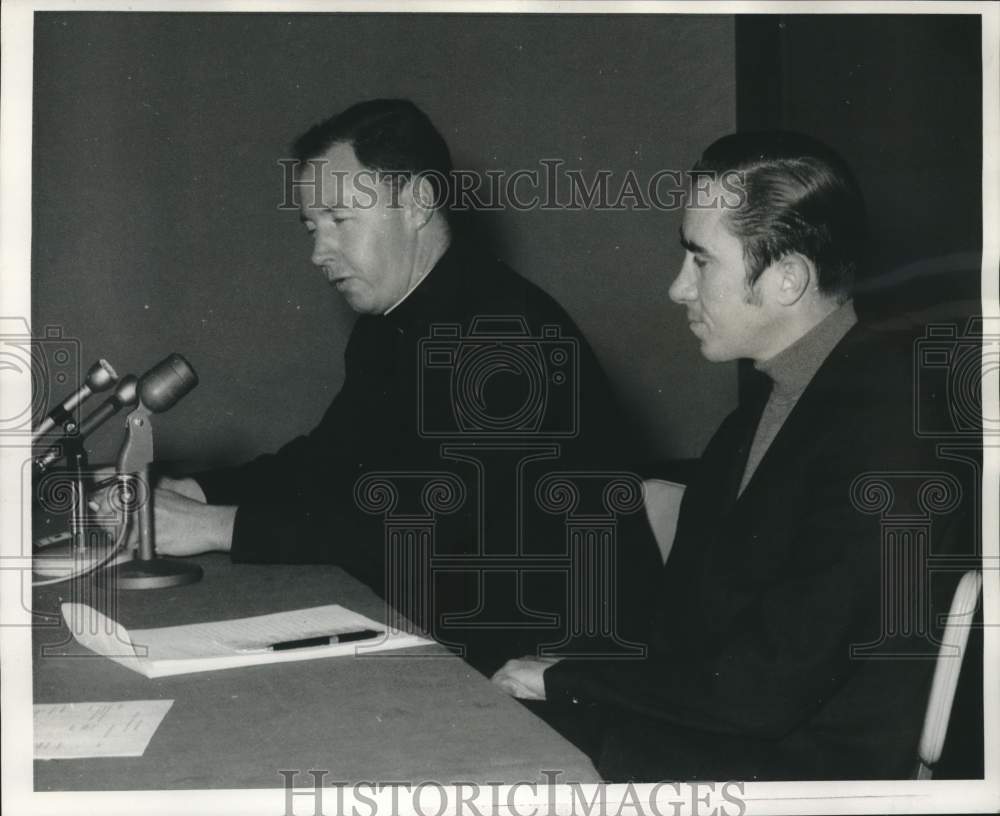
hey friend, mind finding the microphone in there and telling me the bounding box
[34,375,139,471]
[115,353,201,590]
[136,353,198,413]
[33,352,198,470]
[32,354,201,588]
[32,359,118,442]
[76,375,140,438]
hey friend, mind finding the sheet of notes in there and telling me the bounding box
[33,700,174,760]
[61,602,432,678]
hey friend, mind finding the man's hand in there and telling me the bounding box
[157,475,207,503]
[152,488,235,556]
[491,656,563,701]
[86,469,206,507]
[87,472,234,557]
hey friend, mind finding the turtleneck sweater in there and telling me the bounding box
[738,301,858,494]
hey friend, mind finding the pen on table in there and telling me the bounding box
[236,629,383,653]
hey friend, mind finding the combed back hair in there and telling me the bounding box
[694,131,870,299]
[292,98,452,216]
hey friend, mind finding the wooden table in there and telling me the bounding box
[32,554,599,790]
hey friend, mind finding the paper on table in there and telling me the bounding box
[61,603,433,678]
[34,700,174,760]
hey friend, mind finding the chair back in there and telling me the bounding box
[915,569,982,779]
[642,479,686,564]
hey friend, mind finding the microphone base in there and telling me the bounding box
[33,532,131,580]
[115,556,203,590]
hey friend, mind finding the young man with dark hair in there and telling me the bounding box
[493,131,974,781]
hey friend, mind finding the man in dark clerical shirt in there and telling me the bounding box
[492,131,977,780]
[126,99,661,674]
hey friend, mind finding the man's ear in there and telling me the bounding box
[771,253,814,306]
[399,175,437,229]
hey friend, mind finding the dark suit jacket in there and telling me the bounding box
[545,321,976,780]
[194,239,662,673]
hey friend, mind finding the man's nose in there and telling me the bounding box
[668,259,697,304]
[310,229,337,267]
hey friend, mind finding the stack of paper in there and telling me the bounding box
[61,603,433,678]
[34,700,174,759]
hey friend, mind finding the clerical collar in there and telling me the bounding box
[383,272,427,315]
[382,243,451,316]
[755,300,858,398]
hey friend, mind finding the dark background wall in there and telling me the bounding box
[31,12,737,468]
[736,14,983,324]
[733,14,985,780]
[31,12,983,471]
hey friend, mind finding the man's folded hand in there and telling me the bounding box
[491,656,563,701]
[152,488,235,556]
[157,475,207,503]
[85,470,225,557]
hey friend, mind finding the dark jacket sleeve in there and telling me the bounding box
[191,390,378,567]
[225,490,390,592]
[193,433,320,506]
[544,492,880,739]
[544,337,957,740]
[185,254,664,667]
[190,316,399,568]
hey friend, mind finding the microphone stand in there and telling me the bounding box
[32,420,124,580]
[114,405,202,589]
[67,436,89,552]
